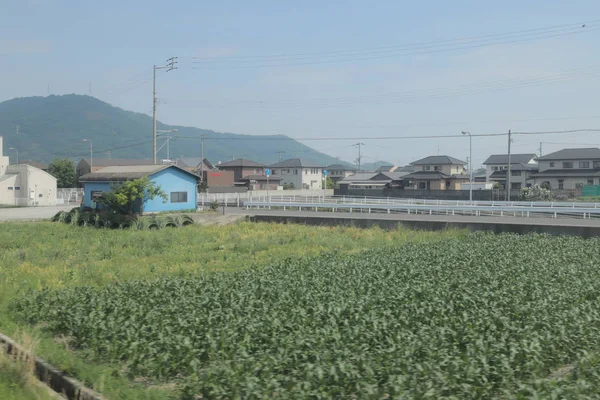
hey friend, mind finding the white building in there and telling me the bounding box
[483,154,537,181]
[0,136,57,206]
[269,158,324,190]
[530,148,600,190]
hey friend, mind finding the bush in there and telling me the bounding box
[209,201,219,211]
[519,185,552,201]
[50,210,194,230]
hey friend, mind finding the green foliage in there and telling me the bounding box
[282,182,296,190]
[97,177,167,215]
[0,94,342,165]
[209,200,219,211]
[47,158,76,188]
[14,233,600,398]
[519,184,552,201]
[198,181,208,193]
[325,176,336,189]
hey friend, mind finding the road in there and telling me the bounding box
[0,205,73,222]
[228,208,600,227]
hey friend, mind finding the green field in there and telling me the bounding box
[0,221,456,399]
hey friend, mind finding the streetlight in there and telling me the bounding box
[83,139,93,170]
[461,131,473,203]
[8,147,18,165]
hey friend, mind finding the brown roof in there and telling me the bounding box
[79,165,200,182]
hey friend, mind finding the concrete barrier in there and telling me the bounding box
[249,214,600,238]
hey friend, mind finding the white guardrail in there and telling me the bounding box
[241,195,600,220]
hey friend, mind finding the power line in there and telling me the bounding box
[188,20,599,62]
[190,24,599,69]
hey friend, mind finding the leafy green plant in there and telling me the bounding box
[209,200,219,211]
[519,185,552,201]
[14,233,600,398]
[96,177,167,215]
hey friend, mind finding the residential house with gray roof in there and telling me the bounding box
[404,156,469,190]
[216,158,265,181]
[269,158,324,189]
[483,153,537,186]
[530,148,600,190]
[325,164,357,183]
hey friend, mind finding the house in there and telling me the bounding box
[201,170,235,188]
[488,163,539,190]
[79,165,199,213]
[0,137,57,206]
[374,165,398,173]
[483,153,537,181]
[76,158,154,184]
[237,175,282,191]
[325,164,357,183]
[530,148,600,190]
[176,157,214,173]
[403,155,470,190]
[269,158,324,190]
[216,158,265,181]
[18,160,49,171]
[337,171,413,191]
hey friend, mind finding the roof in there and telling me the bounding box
[378,171,413,180]
[403,171,450,180]
[269,158,323,168]
[537,148,600,161]
[374,165,397,173]
[217,158,265,168]
[177,157,214,170]
[239,174,282,181]
[79,164,200,182]
[339,172,379,183]
[397,165,415,173]
[325,164,356,171]
[0,174,17,183]
[18,160,48,170]
[531,169,600,178]
[411,155,466,165]
[483,154,537,165]
[80,158,154,167]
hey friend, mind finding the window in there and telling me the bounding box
[511,182,522,190]
[294,169,298,175]
[39,194,43,198]
[7,187,13,190]
[549,162,555,167]
[90,191,104,201]
[434,166,441,171]
[14,187,20,190]
[272,170,277,175]
[492,166,498,171]
[594,161,600,168]
[253,168,258,174]
[418,182,426,189]
[423,166,430,171]
[563,162,573,168]
[588,179,594,185]
[170,192,188,203]
[511,170,521,176]
[558,180,564,190]
[580,161,590,168]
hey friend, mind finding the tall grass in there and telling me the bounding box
[0,221,463,399]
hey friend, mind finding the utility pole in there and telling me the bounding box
[153,57,178,164]
[461,131,473,203]
[506,130,512,201]
[539,142,543,157]
[353,142,365,171]
[200,135,205,186]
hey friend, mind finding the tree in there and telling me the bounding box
[47,158,76,188]
[97,177,167,215]
[325,177,336,189]
[519,185,552,201]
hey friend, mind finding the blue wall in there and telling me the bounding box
[82,167,197,213]
[145,167,197,212]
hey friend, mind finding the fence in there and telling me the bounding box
[198,189,334,206]
[56,189,84,205]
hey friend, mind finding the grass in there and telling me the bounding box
[0,221,461,399]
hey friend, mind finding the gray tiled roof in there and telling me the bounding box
[403,171,451,180]
[177,157,214,170]
[537,148,600,161]
[325,164,356,171]
[79,165,200,182]
[411,155,466,165]
[269,158,323,168]
[339,172,379,183]
[374,165,396,172]
[483,154,537,165]
[217,158,265,168]
[531,169,600,178]
[239,174,282,181]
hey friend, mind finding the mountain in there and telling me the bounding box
[0,95,344,166]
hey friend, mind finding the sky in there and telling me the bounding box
[2,0,600,167]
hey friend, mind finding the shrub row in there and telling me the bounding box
[51,208,194,230]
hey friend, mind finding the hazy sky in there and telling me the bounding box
[2,0,600,167]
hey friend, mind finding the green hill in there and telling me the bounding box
[0,95,345,166]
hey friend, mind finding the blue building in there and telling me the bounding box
[79,165,199,213]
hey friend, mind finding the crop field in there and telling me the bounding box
[0,221,456,399]
[7,228,600,398]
